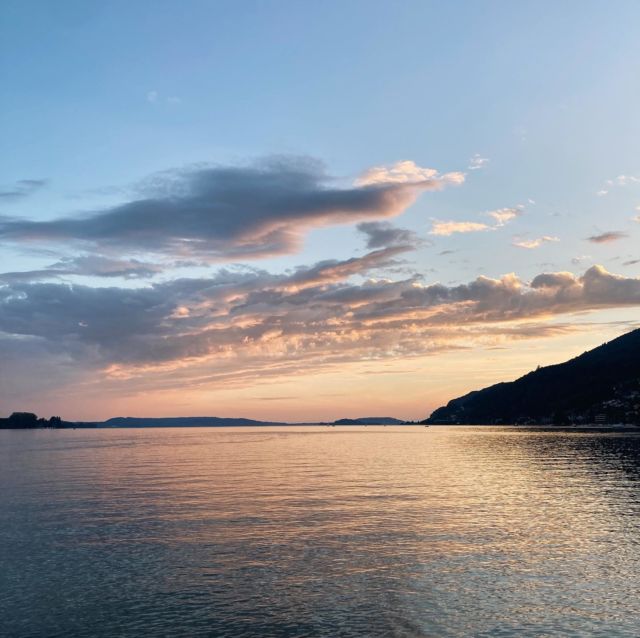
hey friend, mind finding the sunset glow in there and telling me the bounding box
[1,2,639,421]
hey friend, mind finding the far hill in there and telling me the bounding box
[425,328,640,425]
[331,417,405,425]
[101,416,286,427]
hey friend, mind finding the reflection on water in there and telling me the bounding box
[1,426,639,637]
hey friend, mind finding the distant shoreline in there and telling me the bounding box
[2,422,638,431]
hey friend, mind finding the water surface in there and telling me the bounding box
[1,426,639,637]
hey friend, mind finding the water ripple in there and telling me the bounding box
[1,426,639,637]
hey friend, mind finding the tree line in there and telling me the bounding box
[0,412,64,429]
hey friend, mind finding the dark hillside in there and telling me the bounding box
[425,329,640,425]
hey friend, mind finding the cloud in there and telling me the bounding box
[597,174,640,195]
[50,255,163,278]
[0,157,463,261]
[609,175,640,186]
[468,154,489,170]
[0,179,46,201]
[512,235,559,249]
[429,206,522,237]
[355,160,464,187]
[356,221,420,249]
[623,259,640,266]
[0,255,163,283]
[529,271,577,289]
[2,253,639,401]
[429,221,490,236]
[147,90,181,105]
[587,231,629,244]
[487,207,522,227]
[282,245,414,290]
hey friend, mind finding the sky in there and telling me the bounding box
[1,0,640,422]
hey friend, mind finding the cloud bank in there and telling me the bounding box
[2,254,639,398]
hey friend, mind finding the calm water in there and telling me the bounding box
[1,426,639,637]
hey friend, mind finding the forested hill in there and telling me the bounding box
[101,417,286,427]
[425,328,640,425]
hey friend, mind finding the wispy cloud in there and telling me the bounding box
[0,179,46,201]
[610,175,640,186]
[0,255,163,284]
[468,154,489,171]
[430,205,522,237]
[147,90,181,105]
[587,231,629,244]
[596,174,640,196]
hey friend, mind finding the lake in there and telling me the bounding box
[1,426,639,637]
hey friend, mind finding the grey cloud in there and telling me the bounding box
[0,157,457,261]
[356,221,421,249]
[285,245,412,287]
[587,231,629,244]
[0,270,64,284]
[530,272,577,289]
[0,255,162,283]
[0,334,88,408]
[49,255,163,279]
[0,246,416,365]
[0,179,47,201]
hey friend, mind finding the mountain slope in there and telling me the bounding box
[425,328,640,425]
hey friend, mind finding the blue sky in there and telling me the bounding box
[1,1,640,419]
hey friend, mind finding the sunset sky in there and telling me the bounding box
[1,1,640,421]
